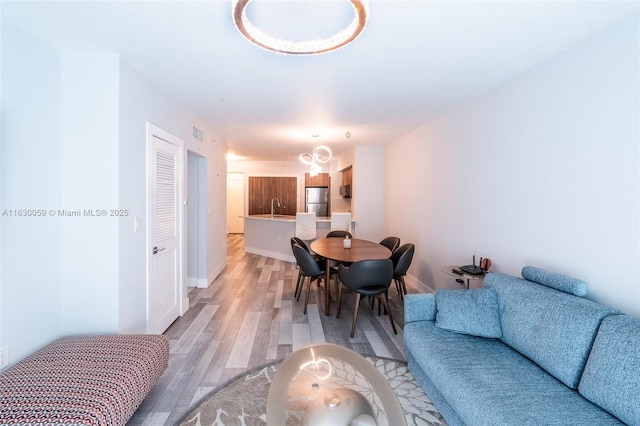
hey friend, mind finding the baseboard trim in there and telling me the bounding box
[406,273,436,294]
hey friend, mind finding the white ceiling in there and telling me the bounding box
[3,0,638,161]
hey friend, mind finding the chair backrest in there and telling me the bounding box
[338,259,393,292]
[296,212,317,240]
[330,212,352,233]
[379,236,400,252]
[292,243,322,277]
[390,243,415,276]
[326,230,353,238]
[291,236,310,253]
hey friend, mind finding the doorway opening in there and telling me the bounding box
[187,151,208,288]
[227,172,245,234]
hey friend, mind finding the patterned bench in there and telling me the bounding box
[0,334,170,426]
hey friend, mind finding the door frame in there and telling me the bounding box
[146,122,186,333]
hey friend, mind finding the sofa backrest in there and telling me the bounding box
[484,272,618,389]
[579,314,640,425]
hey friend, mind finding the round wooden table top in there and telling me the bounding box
[310,238,392,263]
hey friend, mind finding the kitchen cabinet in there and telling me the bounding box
[304,172,330,187]
[340,166,353,198]
[341,166,352,186]
[248,177,297,216]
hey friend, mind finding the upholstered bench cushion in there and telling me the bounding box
[0,334,169,426]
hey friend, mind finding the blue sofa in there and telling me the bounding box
[404,267,640,425]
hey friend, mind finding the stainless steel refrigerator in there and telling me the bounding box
[305,187,329,217]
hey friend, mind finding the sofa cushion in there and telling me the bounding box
[0,334,169,426]
[404,321,623,425]
[484,272,618,389]
[404,293,437,323]
[579,315,640,425]
[435,287,501,338]
[521,266,588,296]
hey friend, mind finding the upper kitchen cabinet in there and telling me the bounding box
[340,166,353,199]
[304,172,330,187]
[248,176,297,216]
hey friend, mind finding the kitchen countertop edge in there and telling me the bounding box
[243,214,355,223]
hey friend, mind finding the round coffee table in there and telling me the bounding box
[266,343,407,425]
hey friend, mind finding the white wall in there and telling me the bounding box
[59,53,120,333]
[384,13,640,317]
[352,146,385,242]
[0,21,228,364]
[1,22,62,360]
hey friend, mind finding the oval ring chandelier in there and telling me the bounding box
[299,146,332,166]
[232,0,369,55]
[300,145,332,177]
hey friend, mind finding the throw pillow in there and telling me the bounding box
[435,287,502,338]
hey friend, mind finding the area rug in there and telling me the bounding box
[177,356,446,426]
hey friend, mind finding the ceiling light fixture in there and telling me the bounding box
[300,146,332,177]
[231,0,369,55]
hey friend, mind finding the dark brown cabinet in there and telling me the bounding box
[304,172,330,187]
[340,166,353,198]
[248,177,297,216]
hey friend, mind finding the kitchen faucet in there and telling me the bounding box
[271,198,280,217]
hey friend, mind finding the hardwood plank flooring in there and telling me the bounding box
[129,234,415,425]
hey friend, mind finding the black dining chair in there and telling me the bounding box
[292,243,335,314]
[290,237,325,300]
[326,230,353,238]
[337,259,396,337]
[390,243,415,298]
[379,236,400,253]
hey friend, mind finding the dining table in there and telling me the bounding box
[310,237,392,316]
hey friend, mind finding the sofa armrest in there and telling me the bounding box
[404,293,437,323]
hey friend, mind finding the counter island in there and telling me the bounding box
[243,214,356,262]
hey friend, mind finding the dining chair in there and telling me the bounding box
[336,259,396,337]
[290,237,325,300]
[295,212,317,241]
[326,230,353,238]
[292,242,335,314]
[330,212,352,233]
[390,243,415,298]
[379,236,400,253]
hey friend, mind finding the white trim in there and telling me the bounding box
[406,274,436,294]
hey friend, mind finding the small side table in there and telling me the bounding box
[441,265,489,289]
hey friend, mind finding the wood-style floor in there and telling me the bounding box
[129,234,415,425]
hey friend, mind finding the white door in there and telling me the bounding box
[147,123,183,334]
[227,172,245,233]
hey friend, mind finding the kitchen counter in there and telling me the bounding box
[246,214,333,222]
[243,215,356,262]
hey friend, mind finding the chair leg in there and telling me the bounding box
[380,292,397,334]
[350,293,362,337]
[400,276,408,295]
[336,285,343,319]
[303,277,312,314]
[294,270,303,300]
